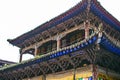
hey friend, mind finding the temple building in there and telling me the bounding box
[0,0,120,80]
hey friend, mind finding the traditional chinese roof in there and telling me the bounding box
[7,0,120,48]
[1,33,120,79]
[0,59,16,67]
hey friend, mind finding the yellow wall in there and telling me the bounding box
[46,71,73,80]
[46,69,92,80]
[23,67,92,80]
[23,76,42,80]
[22,66,120,80]
[76,71,92,78]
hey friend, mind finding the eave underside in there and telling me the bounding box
[8,0,120,48]
[0,45,120,80]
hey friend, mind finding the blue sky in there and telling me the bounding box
[0,0,120,62]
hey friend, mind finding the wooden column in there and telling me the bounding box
[34,45,38,57]
[84,20,90,39]
[56,35,62,51]
[57,38,61,50]
[98,23,103,39]
[92,64,98,80]
[19,49,23,63]
[42,74,46,80]
[73,68,76,80]
[54,34,65,51]
[19,53,23,63]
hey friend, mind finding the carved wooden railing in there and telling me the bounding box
[36,32,96,59]
[0,33,97,71]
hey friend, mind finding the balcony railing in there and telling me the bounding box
[36,33,96,59]
[0,32,97,71]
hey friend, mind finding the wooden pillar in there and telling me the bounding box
[19,53,23,63]
[54,34,65,51]
[85,27,89,39]
[42,74,46,80]
[98,23,103,39]
[34,45,38,57]
[92,64,98,80]
[73,68,76,80]
[57,38,61,50]
[84,20,90,39]
[19,48,23,63]
[56,35,61,51]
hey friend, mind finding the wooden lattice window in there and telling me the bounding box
[61,39,67,48]
[52,42,57,51]
[70,35,76,44]
[47,44,51,53]
[40,47,46,54]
